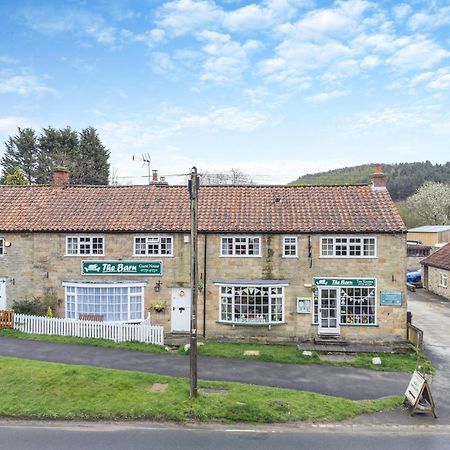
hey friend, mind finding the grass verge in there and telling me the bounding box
[184,341,434,374]
[0,329,433,373]
[0,356,402,422]
[0,329,167,354]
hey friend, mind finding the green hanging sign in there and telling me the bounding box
[81,261,162,276]
[314,278,376,287]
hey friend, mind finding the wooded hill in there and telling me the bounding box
[290,161,450,201]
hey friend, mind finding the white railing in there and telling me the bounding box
[13,313,164,346]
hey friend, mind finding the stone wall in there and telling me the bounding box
[425,266,450,301]
[0,231,407,343]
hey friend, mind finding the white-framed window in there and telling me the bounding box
[219,284,285,324]
[283,236,298,257]
[220,236,261,257]
[0,238,4,256]
[66,236,104,256]
[134,236,173,256]
[320,236,377,258]
[439,272,448,288]
[63,282,145,322]
[313,285,376,326]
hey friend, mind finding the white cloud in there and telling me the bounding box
[343,105,440,133]
[360,54,380,69]
[122,28,166,48]
[392,3,412,20]
[18,7,118,46]
[156,0,221,36]
[427,68,450,90]
[285,0,373,41]
[151,52,176,75]
[197,31,261,83]
[222,0,310,32]
[0,75,56,95]
[0,116,34,134]
[387,38,449,71]
[305,90,350,103]
[408,7,450,30]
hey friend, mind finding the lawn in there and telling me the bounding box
[187,341,434,374]
[0,356,402,422]
[0,329,433,373]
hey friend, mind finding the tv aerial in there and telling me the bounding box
[132,153,151,184]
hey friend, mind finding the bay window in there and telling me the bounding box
[63,282,145,322]
[219,284,285,324]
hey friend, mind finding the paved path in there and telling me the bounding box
[351,289,450,426]
[409,289,450,420]
[0,336,409,401]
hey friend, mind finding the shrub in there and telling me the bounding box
[12,288,60,316]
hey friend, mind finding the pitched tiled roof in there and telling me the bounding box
[0,184,406,233]
[421,243,450,270]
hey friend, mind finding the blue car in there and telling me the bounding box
[407,270,421,284]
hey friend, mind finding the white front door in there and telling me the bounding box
[171,288,191,332]
[0,279,6,310]
[318,287,340,335]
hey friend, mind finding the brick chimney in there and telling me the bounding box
[371,163,387,190]
[52,167,70,186]
[151,170,158,183]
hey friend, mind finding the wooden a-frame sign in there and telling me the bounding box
[404,370,437,418]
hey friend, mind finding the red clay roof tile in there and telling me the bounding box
[421,243,450,270]
[0,184,406,233]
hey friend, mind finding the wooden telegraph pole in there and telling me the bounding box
[189,166,199,398]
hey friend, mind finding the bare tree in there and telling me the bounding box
[200,168,254,185]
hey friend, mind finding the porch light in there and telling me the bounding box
[154,280,163,292]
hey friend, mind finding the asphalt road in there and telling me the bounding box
[0,336,408,400]
[0,421,449,450]
[349,289,450,427]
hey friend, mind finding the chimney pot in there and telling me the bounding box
[152,170,158,183]
[371,163,387,189]
[52,167,70,187]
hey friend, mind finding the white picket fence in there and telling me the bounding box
[13,313,164,346]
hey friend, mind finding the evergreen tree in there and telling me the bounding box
[4,166,28,185]
[35,126,79,184]
[0,127,37,183]
[77,126,110,185]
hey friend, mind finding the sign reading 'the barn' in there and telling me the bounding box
[81,261,162,276]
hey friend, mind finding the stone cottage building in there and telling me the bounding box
[0,165,407,344]
[421,243,450,301]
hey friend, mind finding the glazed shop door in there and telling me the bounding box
[318,287,340,335]
[171,288,191,332]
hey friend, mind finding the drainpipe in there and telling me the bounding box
[203,234,207,338]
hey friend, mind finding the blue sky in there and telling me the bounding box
[0,0,449,184]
